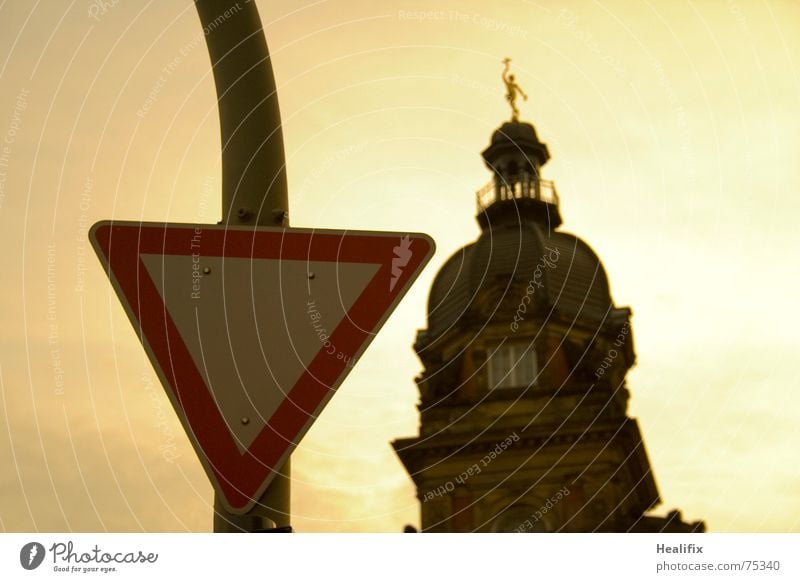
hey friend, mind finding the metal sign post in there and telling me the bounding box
[195,0,289,532]
[195,0,288,229]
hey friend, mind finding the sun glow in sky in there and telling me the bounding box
[0,0,798,532]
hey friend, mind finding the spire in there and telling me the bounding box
[475,59,562,230]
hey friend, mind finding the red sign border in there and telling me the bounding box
[90,220,434,514]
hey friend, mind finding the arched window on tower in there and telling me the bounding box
[488,342,538,389]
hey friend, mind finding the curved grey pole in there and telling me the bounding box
[195,0,291,532]
[196,0,289,227]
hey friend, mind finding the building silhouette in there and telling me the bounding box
[393,115,705,533]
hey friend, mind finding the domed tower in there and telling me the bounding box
[392,111,704,532]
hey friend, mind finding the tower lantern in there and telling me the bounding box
[478,60,561,230]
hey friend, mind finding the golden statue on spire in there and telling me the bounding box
[502,58,527,122]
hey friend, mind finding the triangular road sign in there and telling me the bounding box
[90,221,434,514]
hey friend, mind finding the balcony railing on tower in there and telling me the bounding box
[476,177,559,214]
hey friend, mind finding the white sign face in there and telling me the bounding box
[91,221,435,513]
[141,253,379,453]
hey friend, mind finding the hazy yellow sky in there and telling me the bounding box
[0,0,798,532]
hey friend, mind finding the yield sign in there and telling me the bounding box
[89,221,434,513]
